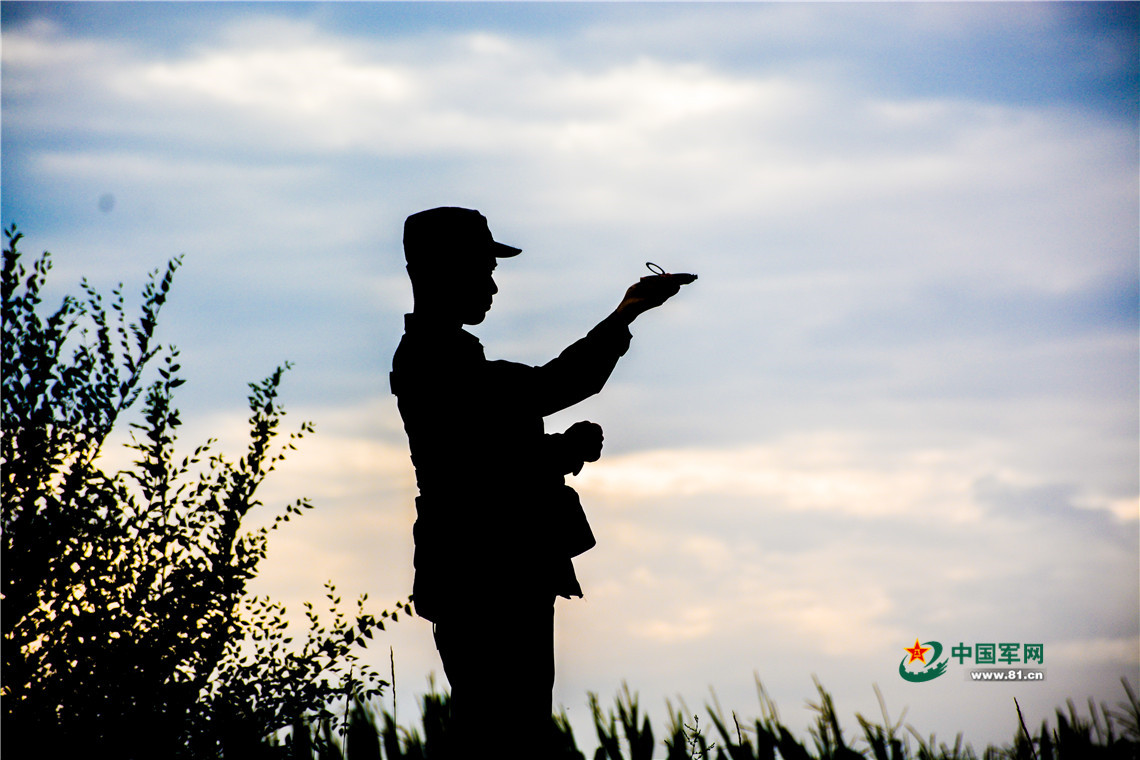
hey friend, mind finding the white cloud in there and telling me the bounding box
[1,18,111,84]
[636,605,717,644]
[34,149,318,187]
[142,46,411,113]
[574,435,995,520]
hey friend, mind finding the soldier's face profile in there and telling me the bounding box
[454,255,498,325]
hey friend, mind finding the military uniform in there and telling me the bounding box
[390,309,631,756]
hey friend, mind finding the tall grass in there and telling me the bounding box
[272,677,1139,760]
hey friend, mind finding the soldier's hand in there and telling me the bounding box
[615,272,696,324]
[565,421,603,463]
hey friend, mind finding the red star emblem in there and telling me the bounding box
[904,638,931,665]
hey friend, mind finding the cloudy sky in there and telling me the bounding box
[3,1,1138,752]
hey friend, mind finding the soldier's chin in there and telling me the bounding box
[462,306,491,325]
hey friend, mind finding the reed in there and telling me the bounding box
[273,677,1138,760]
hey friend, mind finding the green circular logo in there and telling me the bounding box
[899,639,949,682]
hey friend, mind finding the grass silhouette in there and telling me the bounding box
[272,676,1139,760]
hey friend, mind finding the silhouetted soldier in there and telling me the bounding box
[390,207,692,758]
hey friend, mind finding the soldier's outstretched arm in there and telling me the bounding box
[517,268,696,417]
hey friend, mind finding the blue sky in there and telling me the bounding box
[3,1,1138,752]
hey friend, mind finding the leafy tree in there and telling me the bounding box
[1,225,405,758]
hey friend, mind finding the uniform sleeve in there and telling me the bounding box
[485,314,632,418]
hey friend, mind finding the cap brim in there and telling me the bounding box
[491,241,522,257]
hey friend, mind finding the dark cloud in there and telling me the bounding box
[973,476,1137,548]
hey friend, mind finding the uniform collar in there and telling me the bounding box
[404,313,482,347]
